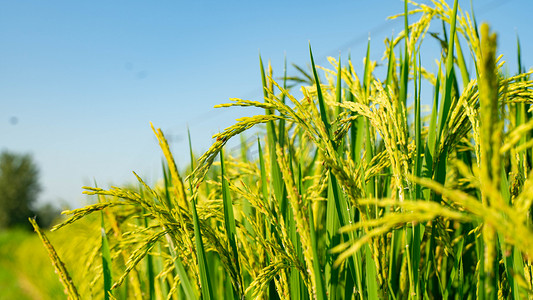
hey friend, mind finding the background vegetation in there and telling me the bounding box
[0,150,61,231]
[0,151,41,229]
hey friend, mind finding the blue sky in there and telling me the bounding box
[1,0,531,208]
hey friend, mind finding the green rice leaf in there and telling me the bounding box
[101,212,113,300]
[220,148,242,297]
[309,44,331,137]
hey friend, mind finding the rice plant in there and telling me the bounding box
[32,0,533,298]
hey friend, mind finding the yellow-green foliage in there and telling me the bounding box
[0,218,100,300]
[0,229,63,300]
[32,0,533,299]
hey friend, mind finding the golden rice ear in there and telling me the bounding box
[29,217,81,300]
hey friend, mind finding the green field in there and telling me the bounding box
[0,229,63,299]
[4,0,533,299]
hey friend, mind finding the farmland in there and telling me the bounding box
[5,0,533,299]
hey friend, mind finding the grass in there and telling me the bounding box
[28,0,533,298]
[0,227,83,300]
[0,229,52,300]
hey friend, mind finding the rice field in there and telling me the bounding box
[31,0,533,299]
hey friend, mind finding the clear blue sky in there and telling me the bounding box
[1,0,531,208]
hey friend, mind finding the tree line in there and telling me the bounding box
[0,150,60,230]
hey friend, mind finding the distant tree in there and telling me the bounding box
[0,150,41,229]
[34,202,62,228]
